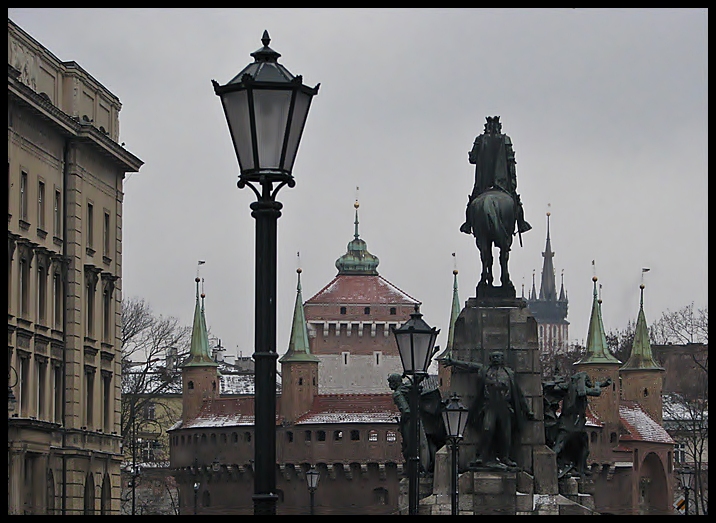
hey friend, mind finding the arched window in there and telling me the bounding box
[317,430,326,442]
[47,470,56,515]
[84,472,95,515]
[100,473,111,515]
[368,430,378,442]
[188,381,194,390]
[244,431,252,442]
[387,431,397,442]
[334,430,343,441]
[287,431,294,443]
[610,432,617,444]
[350,430,360,441]
[373,487,389,505]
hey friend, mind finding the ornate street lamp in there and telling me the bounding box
[213,31,319,516]
[305,466,320,515]
[392,304,440,515]
[678,467,694,516]
[442,393,469,515]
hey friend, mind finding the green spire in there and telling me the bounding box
[621,284,663,370]
[184,277,219,367]
[335,200,379,275]
[280,268,319,363]
[434,268,461,360]
[577,276,621,365]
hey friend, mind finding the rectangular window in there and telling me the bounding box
[86,370,95,427]
[103,212,110,256]
[38,266,47,323]
[19,258,29,317]
[54,273,62,329]
[103,374,112,431]
[54,365,63,423]
[20,171,28,220]
[37,360,46,419]
[675,443,687,464]
[20,357,29,416]
[54,190,61,236]
[103,288,111,341]
[86,281,95,336]
[86,203,94,249]
[38,181,45,229]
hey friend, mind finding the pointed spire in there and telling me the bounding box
[538,210,557,301]
[434,264,461,361]
[577,276,621,365]
[335,198,379,275]
[559,269,566,301]
[621,283,663,370]
[280,268,319,363]
[529,269,537,300]
[184,277,219,367]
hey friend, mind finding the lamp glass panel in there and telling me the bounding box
[283,90,312,173]
[220,89,253,171]
[253,89,292,170]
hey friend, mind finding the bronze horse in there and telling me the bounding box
[466,188,518,292]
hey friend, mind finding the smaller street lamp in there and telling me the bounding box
[392,304,440,515]
[678,467,694,516]
[442,393,469,515]
[305,467,320,515]
[193,481,200,515]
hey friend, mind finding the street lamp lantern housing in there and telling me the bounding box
[193,481,200,493]
[306,467,320,491]
[679,467,694,489]
[212,30,320,184]
[442,392,469,440]
[393,304,440,376]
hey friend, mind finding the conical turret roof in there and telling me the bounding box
[621,284,663,371]
[280,268,319,363]
[434,269,460,360]
[576,276,621,365]
[183,277,219,367]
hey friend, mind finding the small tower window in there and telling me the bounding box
[287,431,294,443]
[364,307,370,315]
[340,306,347,315]
[317,430,326,441]
[298,377,303,385]
[188,381,194,390]
[643,388,649,397]
[351,430,360,441]
[389,307,397,315]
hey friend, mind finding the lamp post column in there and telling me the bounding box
[251,196,281,515]
[408,374,423,515]
[450,438,458,515]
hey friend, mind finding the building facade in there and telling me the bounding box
[168,203,427,514]
[8,18,142,514]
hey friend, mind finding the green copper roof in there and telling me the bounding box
[621,284,663,371]
[280,268,319,363]
[435,269,461,360]
[183,278,219,368]
[335,201,379,275]
[576,277,621,365]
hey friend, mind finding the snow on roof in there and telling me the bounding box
[618,400,675,444]
[306,274,420,305]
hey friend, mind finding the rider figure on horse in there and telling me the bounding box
[460,116,531,236]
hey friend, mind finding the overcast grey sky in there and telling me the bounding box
[9,8,707,362]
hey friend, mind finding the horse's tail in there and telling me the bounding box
[485,196,510,247]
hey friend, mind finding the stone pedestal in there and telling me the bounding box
[446,296,545,474]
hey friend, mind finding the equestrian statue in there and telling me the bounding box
[460,116,531,297]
